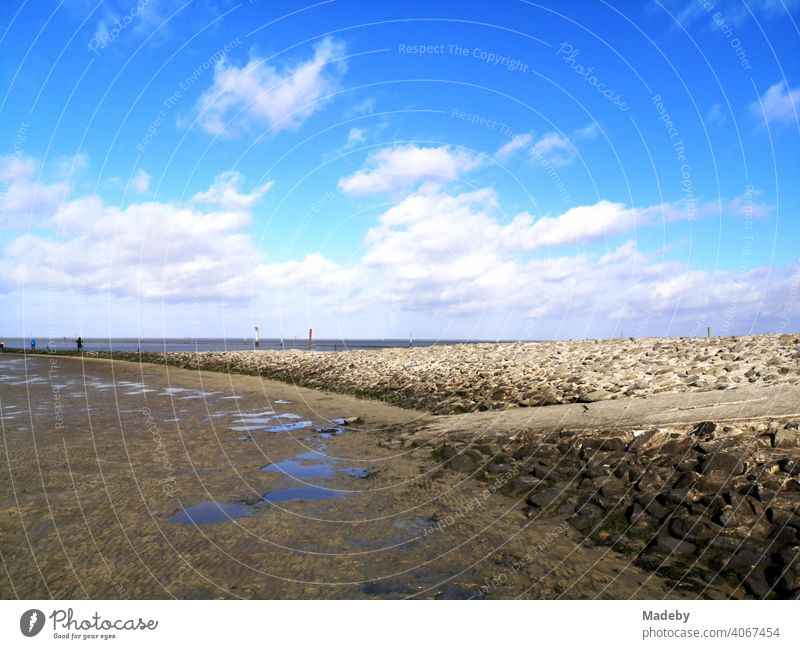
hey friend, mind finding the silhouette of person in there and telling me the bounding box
[76,336,83,351]
[30,339,36,350]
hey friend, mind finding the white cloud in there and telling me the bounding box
[573,123,600,140]
[706,102,727,127]
[750,81,800,125]
[341,186,798,329]
[2,156,794,336]
[501,201,636,249]
[0,155,70,229]
[191,170,273,209]
[496,133,533,158]
[338,144,482,196]
[195,37,346,136]
[496,123,596,165]
[51,152,89,179]
[530,132,575,166]
[254,253,357,294]
[130,169,151,194]
[346,127,366,147]
[0,169,326,302]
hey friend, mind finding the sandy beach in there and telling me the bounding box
[1,334,799,599]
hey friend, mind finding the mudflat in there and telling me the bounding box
[1,346,798,599]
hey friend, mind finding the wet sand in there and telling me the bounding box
[0,353,706,599]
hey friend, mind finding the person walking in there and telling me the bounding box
[30,338,36,350]
[76,336,83,351]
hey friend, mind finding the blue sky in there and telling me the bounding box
[1,0,798,340]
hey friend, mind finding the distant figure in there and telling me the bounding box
[0,341,4,352]
[76,336,84,351]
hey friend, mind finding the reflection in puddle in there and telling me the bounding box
[230,417,275,425]
[263,485,342,503]
[161,387,190,395]
[170,501,253,525]
[435,584,480,600]
[265,420,314,433]
[362,580,411,596]
[296,450,327,460]
[261,459,336,479]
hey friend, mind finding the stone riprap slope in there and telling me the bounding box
[389,417,800,598]
[89,333,800,414]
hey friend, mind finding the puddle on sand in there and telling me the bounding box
[295,450,327,460]
[274,399,291,404]
[238,410,275,417]
[263,485,343,503]
[434,584,480,600]
[178,391,219,400]
[261,459,336,479]
[170,501,253,525]
[345,468,370,479]
[362,580,414,597]
[318,427,344,439]
[230,417,275,425]
[161,387,191,395]
[265,420,313,433]
[228,425,274,432]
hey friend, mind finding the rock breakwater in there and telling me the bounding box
[86,333,799,414]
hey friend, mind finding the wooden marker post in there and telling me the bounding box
[308,328,313,347]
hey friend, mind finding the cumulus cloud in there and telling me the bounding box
[194,37,346,135]
[130,169,151,194]
[750,81,800,126]
[0,155,70,229]
[502,200,637,249]
[0,167,343,302]
[2,156,794,336]
[343,186,797,328]
[191,170,273,209]
[338,144,483,196]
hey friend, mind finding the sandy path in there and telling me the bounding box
[421,383,800,441]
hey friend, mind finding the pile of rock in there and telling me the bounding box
[414,418,800,598]
[91,333,800,414]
